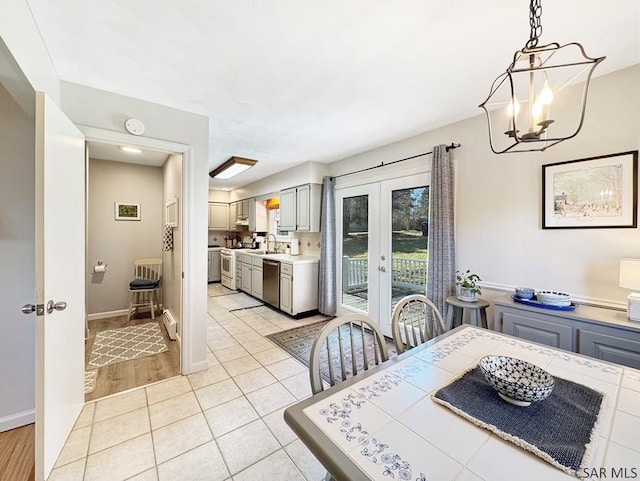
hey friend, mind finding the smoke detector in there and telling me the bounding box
[124,118,145,136]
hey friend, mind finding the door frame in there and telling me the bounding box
[79,126,193,374]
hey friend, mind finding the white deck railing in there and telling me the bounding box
[342,255,427,292]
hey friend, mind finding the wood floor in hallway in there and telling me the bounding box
[0,423,34,481]
[85,314,180,402]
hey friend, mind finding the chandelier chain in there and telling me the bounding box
[526,0,543,49]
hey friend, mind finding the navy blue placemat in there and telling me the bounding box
[433,366,603,477]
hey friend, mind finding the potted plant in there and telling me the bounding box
[456,269,482,301]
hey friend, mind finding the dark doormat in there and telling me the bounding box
[266,320,397,383]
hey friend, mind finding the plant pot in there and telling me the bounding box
[458,287,477,302]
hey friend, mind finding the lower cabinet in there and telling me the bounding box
[279,261,318,316]
[494,296,640,369]
[578,328,640,369]
[280,270,293,314]
[251,257,263,300]
[502,312,574,351]
[241,259,251,293]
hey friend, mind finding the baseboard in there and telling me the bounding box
[87,305,165,322]
[87,309,129,321]
[0,409,35,432]
[187,359,208,375]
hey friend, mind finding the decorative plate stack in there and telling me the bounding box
[536,290,572,307]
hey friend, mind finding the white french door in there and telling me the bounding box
[337,173,429,337]
[35,92,86,481]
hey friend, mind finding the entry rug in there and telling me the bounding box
[432,366,603,478]
[88,322,169,369]
[84,370,97,394]
[267,320,397,384]
[214,292,264,311]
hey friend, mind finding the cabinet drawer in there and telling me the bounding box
[503,312,574,351]
[578,329,640,369]
[281,263,293,276]
[252,256,263,267]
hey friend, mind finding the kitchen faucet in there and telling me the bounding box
[266,233,278,253]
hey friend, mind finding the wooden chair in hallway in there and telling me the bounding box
[391,294,446,354]
[127,258,163,322]
[309,313,389,395]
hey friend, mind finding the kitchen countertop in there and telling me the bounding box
[239,250,319,264]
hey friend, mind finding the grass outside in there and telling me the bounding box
[343,230,428,259]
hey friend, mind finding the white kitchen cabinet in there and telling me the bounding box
[208,202,229,230]
[279,184,321,232]
[251,256,263,299]
[279,188,297,231]
[208,249,221,282]
[494,295,640,369]
[280,270,292,314]
[238,199,249,220]
[229,202,238,230]
[279,260,318,316]
[248,198,268,232]
[241,255,252,293]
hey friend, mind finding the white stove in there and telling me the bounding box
[220,248,237,290]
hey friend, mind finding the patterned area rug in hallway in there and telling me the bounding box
[266,320,397,384]
[87,322,168,369]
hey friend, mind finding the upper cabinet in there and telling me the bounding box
[208,202,229,230]
[279,184,321,232]
[248,198,268,232]
[228,202,238,230]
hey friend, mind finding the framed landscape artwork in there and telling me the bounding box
[542,151,638,229]
[114,202,141,221]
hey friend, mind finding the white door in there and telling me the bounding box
[35,92,86,481]
[336,183,381,323]
[378,176,429,337]
[337,175,429,337]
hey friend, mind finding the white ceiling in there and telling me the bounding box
[27,0,640,190]
[87,141,169,167]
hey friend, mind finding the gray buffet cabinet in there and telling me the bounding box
[493,295,640,369]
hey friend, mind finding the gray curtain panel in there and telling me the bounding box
[318,176,337,315]
[426,144,456,325]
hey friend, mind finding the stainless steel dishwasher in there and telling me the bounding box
[263,259,280,309]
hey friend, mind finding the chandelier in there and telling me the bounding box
[479,0,605,154]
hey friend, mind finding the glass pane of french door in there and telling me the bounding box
[340,194,370,311]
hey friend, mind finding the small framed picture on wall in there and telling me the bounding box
[114,202,141,221]
[542,151,638,229]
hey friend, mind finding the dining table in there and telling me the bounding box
[283,325,640,481]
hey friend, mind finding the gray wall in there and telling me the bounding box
[0,78,36,430]
[87,159,163,315]
[162,154,183,337]
[329,65,640,310]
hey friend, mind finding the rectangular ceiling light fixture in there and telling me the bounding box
[209,156,258,179]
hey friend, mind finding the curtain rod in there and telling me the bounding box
[330,142,461,180]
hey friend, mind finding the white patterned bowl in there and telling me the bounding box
[479,355,555,406]
[536,290,571,306]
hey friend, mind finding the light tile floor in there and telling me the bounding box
[49,285,331,481]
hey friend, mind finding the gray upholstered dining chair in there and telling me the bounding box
[309,313,389,395]
[391,294,446,354]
